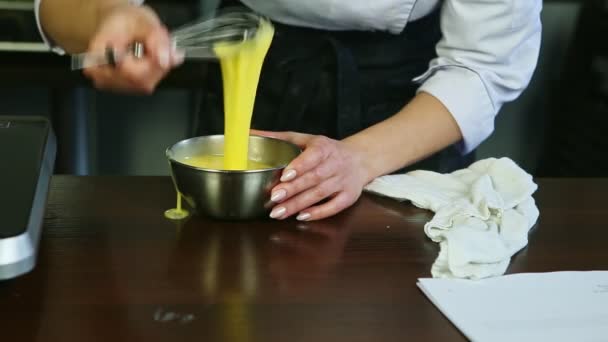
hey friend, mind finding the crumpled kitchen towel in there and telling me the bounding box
[364,158,539,279]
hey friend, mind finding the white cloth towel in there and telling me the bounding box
[364,158,540,279]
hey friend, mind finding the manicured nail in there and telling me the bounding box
[296,212,311,221]
[269,207,286,219]
[172,48,185,65]
[159,47,170,68]
[271,189,287,202]
[281,169,297,182]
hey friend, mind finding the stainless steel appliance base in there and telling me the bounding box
[0,116,56,280]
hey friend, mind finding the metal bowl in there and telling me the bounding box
[166,135,300,220]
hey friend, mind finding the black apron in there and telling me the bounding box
[197,5,474,173]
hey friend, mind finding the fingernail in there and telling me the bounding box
[159,47,170,68]
[296,213,311,221]
[172,49,185,65]
[281,169,297,182]
[271,189,287,203]
[171,41,184,64]
[269,207,286,219]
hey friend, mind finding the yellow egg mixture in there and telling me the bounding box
[165,17,275,220]
[181,18,274,170]
[214,19,274,170]
[184,155,270,170]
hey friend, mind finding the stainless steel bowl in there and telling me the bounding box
[166,135,300,220]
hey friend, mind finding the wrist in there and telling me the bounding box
[342,138,382,185]
[96,1,129,23]
[96,1,150,30]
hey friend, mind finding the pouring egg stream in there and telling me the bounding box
[165,17,275,220]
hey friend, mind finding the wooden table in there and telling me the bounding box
[2,177,607,341]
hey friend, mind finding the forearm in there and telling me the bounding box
[344,92,463,181]
[39,0,131,53]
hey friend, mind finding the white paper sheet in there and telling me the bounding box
[418,271,608,342]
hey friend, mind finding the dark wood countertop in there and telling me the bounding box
[1,177,607,341]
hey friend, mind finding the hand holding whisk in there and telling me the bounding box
[71,8,264,70]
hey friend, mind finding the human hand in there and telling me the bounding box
[83,5,183,94]
[251,130,374,221]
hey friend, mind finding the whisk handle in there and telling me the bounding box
[70,42,145,70]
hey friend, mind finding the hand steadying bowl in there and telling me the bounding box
[167,135,300,220]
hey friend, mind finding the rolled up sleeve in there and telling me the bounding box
[415,0,542,153]
[34,0,64,54]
